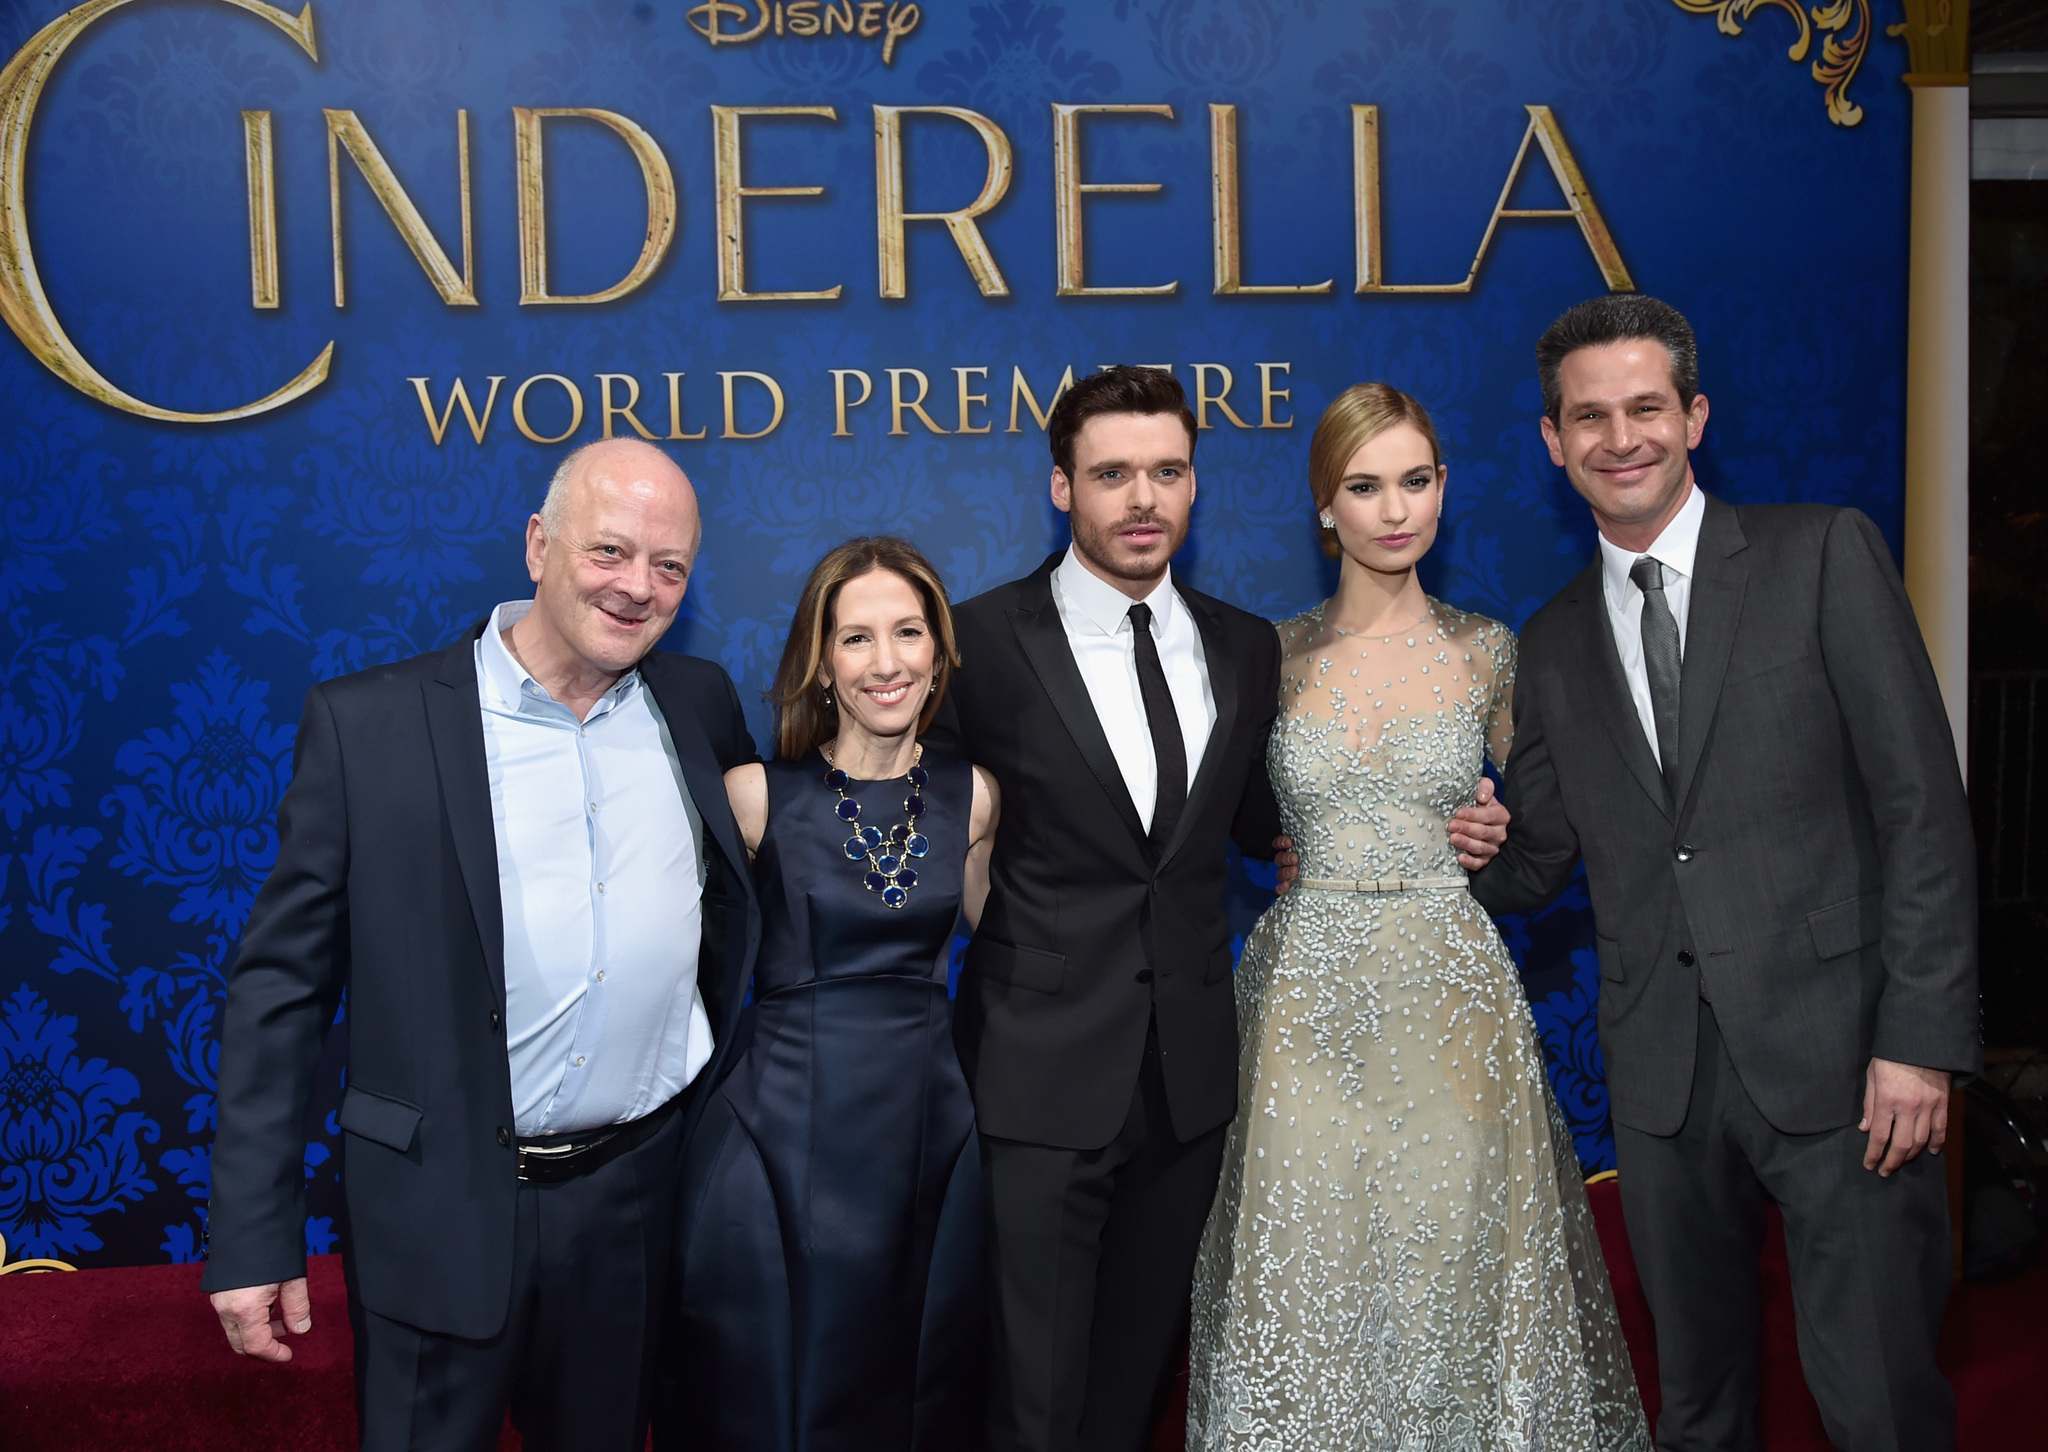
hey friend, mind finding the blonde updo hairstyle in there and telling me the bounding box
[1308,382,1444,560]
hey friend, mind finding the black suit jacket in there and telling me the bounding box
[201,630,760,1338]
[926,553,1281,1150]
[1471,495,1979,1136]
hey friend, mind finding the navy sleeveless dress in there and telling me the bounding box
[672,750,984,1451]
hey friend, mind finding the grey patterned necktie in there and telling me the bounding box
[1629,555,1682,798]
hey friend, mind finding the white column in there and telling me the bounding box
[1901,80,1971,778]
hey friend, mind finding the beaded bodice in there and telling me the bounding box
[1271,597,1516,881]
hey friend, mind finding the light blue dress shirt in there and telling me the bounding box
[476,601,713,1137]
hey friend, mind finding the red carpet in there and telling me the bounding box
[2,1182,2041,1450]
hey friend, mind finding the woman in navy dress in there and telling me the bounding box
[668,537,998,1452]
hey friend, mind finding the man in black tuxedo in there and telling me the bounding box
[203,439,760,1451]
[929,367,1507,1452]
[1471,296,1978,1451]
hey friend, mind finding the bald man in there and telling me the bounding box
[204,441,762,1451]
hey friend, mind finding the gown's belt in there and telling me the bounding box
[1296,874,1469,894]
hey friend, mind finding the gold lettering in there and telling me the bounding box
[857,0,882,35]
[596,374,657,439]
[1354,103,1631,294]
[821,0,854,34]
[881,3,918,64]
[874,106,1012,299]
[410,374,503,445]
[1351,104,1459,294]
[0,0,332,422]
[887,368,947,435]
[831,368,873,436]
[687,1,770,44]
[664,372,708,440]
[720,370,786,438]
[1053,104,1177,297]
[954,366,990,434]
[711,105,842,302]
[1209,105,1330,296]
[513,374,584,444]
[515,109,678,306]
[1190,363,1251,430]
[1007,364,1075,433]
[1468,106,1633,292]
[243,109,279,308]
[786,0,818,33]
[1257,362,1293,428]
[326,108,475,306]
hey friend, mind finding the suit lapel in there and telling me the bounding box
[1009,558,1151,852]
[1670,495,1749,819]
[426,637,506,1008]
[1160,583,1238,868]
[640,659,750,890]
[1564,564,1671,821]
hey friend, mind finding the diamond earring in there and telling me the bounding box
[1318,510,1335,529]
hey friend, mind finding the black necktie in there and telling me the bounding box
[1127,602,1186,849]
[1629,555,1682,799]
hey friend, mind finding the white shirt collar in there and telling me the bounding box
[477,599,640,720]
[1599,482,1706,603]
[1053,545,1182,637]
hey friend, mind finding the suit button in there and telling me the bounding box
[1675,845,1695,863]
[489,1010,501,1032]
[1136,969,1154,984]
[496,1126,510,1148]
[1677,950,1696,967]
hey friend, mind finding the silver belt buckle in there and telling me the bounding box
[516,1141,581,1181]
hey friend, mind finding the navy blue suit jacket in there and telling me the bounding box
[201,628,760,1338]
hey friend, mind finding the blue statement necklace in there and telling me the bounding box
[822,742,930,909]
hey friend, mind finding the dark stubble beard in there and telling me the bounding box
[1070,508,1187,586]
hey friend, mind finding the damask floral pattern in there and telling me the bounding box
[0,0,1911,1267]
[0,986,160,1260]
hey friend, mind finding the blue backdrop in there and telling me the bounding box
[0,0,1910,1269]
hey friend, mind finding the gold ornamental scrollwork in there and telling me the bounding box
[0,1232,77,1274]
[1668,0,1875,126]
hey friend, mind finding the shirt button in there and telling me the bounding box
[496,1126,510,1148]
[596,970,606,982]
[575,1056,586,1068]
[596,882,606,894]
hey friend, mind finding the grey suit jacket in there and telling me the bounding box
[1471,494,1979,1136]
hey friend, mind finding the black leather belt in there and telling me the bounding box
[514,1093,681,1183]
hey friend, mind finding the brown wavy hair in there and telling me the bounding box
[1308,383,1443,560]
[771,537,962,760]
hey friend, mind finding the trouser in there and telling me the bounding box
[1613,1003,1954,1452]
[347,1107,684,1452]
[979,1025,1229,1452]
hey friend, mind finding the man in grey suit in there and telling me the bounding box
[1471,295,1978,1452]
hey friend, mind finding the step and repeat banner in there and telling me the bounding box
[0,0,1907,1268]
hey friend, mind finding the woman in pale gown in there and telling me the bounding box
[1187,384,1649,1452]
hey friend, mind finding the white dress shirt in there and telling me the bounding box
[476,601,713,1136]
[1597,483,1706,769]
[1050,547,1217,831]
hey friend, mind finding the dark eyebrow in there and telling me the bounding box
[1342,465,1433,483]
[1087,455,1188,476]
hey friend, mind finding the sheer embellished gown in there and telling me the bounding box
[1187,601,1648,1452]
[671,751,983,1452]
